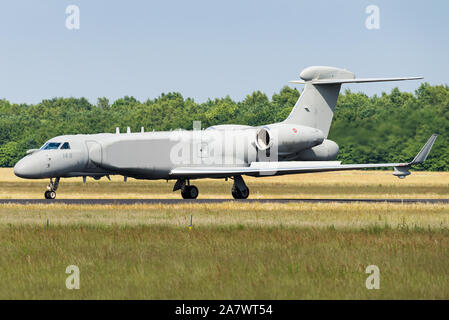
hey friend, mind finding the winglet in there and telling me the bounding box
[410,134,438,165]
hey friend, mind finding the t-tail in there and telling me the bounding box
[284,66,423,138]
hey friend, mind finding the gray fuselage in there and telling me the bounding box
[13,123,329,180]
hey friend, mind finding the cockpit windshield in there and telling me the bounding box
[41,142,61,150]
[40,142,71,150]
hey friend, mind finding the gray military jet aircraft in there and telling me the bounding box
[14,66,437,199]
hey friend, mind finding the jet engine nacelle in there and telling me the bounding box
[255,123,325,153]
[295,139,339,161]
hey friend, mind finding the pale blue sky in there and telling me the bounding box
[0,0,448,104]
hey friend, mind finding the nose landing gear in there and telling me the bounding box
[44,190,56,199]
[44,177,60,199]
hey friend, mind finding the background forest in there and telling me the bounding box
[1,83,448,170]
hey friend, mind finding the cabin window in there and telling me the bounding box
[42,142,61,150]
[60,142,71,150]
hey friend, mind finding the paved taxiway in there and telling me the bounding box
[1,199,449,205]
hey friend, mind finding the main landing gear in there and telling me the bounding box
[44,177,60,199]
[173,176,250,200]
[173,178,199,199]
[231,175,249,199]
[182,185,199,199]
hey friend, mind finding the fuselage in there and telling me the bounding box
[13,122,333,180]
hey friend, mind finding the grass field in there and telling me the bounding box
[1,168,449,299]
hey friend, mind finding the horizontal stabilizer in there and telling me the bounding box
[289,77,423,85]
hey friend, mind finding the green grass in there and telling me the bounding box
[1,202,449,299]
[1,224,448,299]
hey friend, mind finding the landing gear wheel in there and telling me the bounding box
[44,177,59,199]
[232,186,249,199]
[181,185,199,199]
[44,190,56,199]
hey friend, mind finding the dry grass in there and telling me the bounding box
[1,168,449,199]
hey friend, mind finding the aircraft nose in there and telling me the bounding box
[14,156,39,178]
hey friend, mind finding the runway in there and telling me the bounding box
[1,198,449,205]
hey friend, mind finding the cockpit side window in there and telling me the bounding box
[42,142,61,150]
[60,142,71,150]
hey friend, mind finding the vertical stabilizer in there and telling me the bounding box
[284,66,354,138]
[285,66,423,138]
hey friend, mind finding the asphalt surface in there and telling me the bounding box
[1,198,449,205]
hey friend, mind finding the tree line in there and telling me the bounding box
[0,83,448,170]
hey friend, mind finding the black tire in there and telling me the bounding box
[240,187,249,199]
[181,186,199,199]
[188,185,199,199]
[231,187,238,199]
[181,187,189,199]
[44,190,56,199]
[232,187,249,199]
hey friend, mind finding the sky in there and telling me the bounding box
[0,0,448,104]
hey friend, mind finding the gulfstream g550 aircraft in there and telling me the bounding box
[14,66,436,199]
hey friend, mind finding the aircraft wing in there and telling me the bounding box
[171,162,410,178]
[170,134,437,178]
